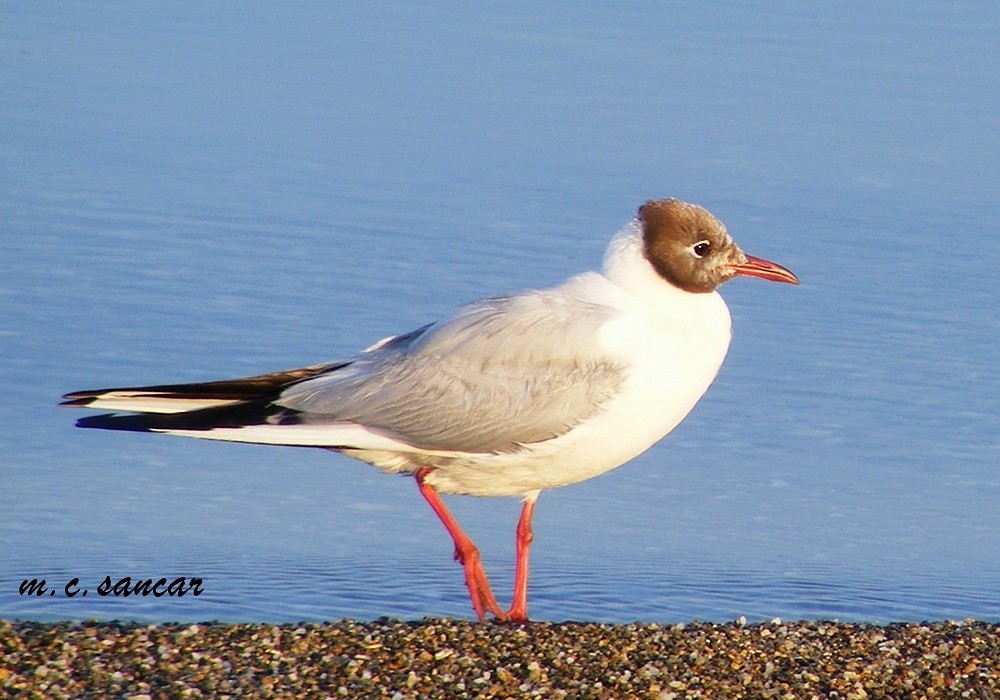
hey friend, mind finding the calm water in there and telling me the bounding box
[2,3,997,624]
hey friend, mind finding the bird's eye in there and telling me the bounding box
[692,241,710,258]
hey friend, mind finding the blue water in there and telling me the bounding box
[2,2,997,624]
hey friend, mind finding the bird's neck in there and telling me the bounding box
[604,221,695,300]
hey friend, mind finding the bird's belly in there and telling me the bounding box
[388,314,733,497]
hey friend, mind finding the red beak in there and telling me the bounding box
[730,254,800,285]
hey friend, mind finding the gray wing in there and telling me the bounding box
[278,286,624,453]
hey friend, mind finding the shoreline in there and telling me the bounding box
[3,618,997,697]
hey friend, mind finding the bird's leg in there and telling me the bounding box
[415,468,508,622]
[507,492,538,622]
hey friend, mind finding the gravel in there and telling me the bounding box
[2,617,997,698]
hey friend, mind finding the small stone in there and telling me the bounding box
[0,617,995,698]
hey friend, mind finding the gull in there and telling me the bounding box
[63,198,799,622]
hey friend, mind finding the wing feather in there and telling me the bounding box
[278,281,625,452]
[66,275,627,454]
[61,361,348,413]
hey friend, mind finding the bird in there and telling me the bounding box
[62,198,799,622]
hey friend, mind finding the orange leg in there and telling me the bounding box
[415,468,508,622]
[507,493,538,622]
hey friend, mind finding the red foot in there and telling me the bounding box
[507,495,537,622]
[415,468,508,622]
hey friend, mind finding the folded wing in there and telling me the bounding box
[65,281,625,454]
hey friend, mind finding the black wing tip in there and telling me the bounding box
[61,393,98,408]
[59,361,354,412]
[75,413,154,432]
[72,401,305,433]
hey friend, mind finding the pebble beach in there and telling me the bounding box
[2,617,997,698]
